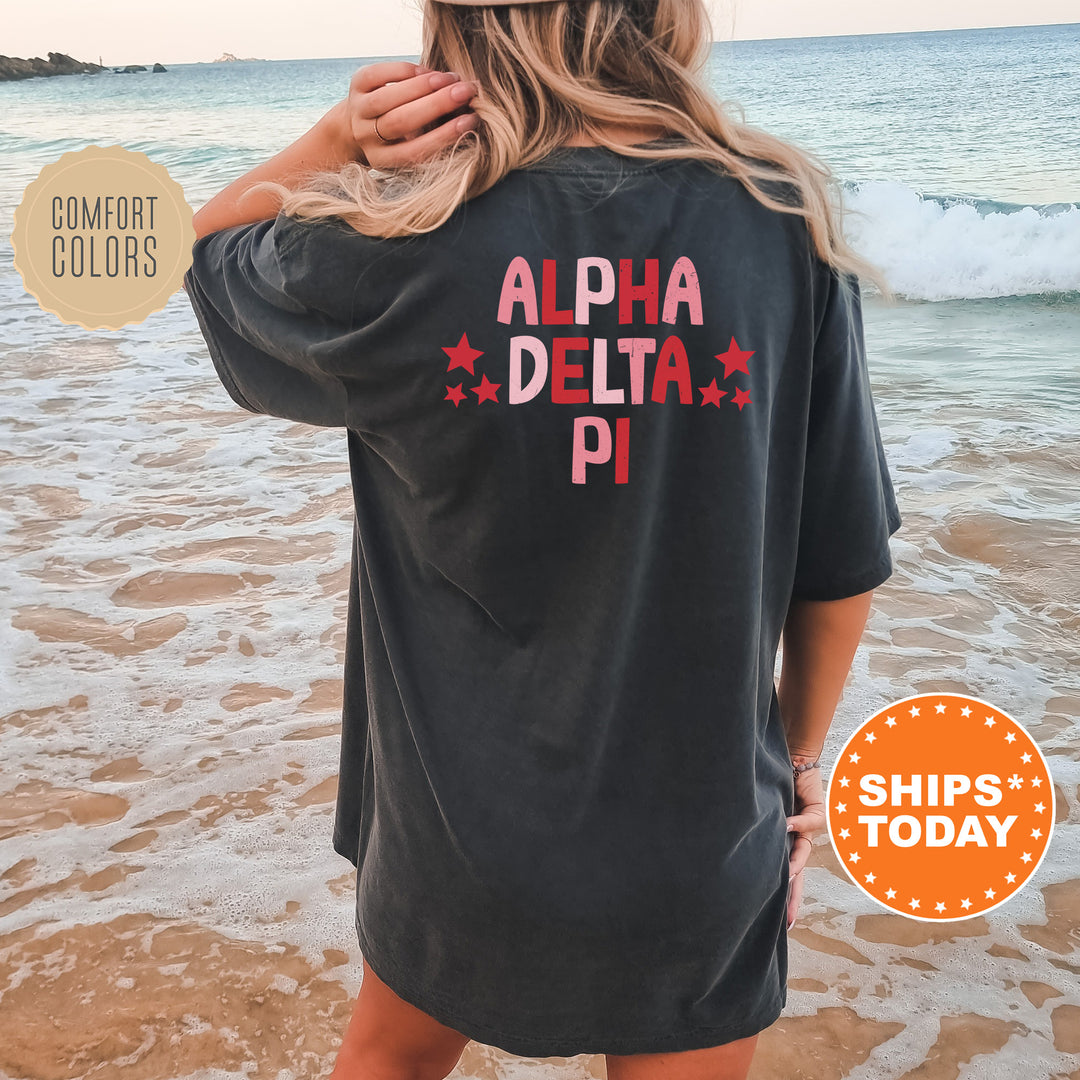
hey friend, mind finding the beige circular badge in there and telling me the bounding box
[11,144,195,330]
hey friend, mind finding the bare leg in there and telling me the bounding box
[329,957,471,1080]
[606,1033,760,1080]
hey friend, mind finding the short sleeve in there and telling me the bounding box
[790,265,903,601]
[183,213,349,428]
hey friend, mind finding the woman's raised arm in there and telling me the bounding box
[192,60,478,240]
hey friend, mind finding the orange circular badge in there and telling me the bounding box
[826,693,1054,921]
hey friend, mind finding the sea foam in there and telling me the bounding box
[844,180,1080,301]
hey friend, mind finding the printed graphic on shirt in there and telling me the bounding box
[441,256,754,484]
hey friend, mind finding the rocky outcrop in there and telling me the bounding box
[0,51,104,80]
[212,52,262,62]
[0,52,166,81]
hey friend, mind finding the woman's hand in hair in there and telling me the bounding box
[189,63,478,239]
[341,60,479,169]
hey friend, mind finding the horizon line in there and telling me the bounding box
[27,18,1078,68]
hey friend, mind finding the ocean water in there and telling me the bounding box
[1,21,1079,1080]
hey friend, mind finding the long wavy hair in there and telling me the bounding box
[249,0,893,299]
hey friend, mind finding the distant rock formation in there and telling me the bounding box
[153,62,167,72]
[212,52,262,62]
[0,52,167,81]
[0,51,103,81]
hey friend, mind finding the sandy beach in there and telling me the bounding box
[2,310,1079,1079]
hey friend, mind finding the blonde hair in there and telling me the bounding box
[249,0,893,300]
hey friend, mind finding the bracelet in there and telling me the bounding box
[792,759,821,779]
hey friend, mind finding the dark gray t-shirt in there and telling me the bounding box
[184,139,902,1057]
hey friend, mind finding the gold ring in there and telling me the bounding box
[373,114,393,144]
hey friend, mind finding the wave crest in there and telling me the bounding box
[843,180,1080,301]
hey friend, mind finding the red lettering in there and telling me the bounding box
[650,336,693,404]
[542,259,574,324]
[614,417,630,483]
[618,259,659,324]
[551,338,591,403]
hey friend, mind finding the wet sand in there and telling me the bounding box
[3,315,1080,1079]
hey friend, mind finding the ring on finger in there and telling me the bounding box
[373,114,395,144]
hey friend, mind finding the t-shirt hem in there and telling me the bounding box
[789,547,897,602]
[333,829,359,868]
[182,267,263,416]
[354,911,786,1057]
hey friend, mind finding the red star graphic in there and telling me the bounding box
[443,332,484,375]
[715,337,755,378]
[472,373,501,403]
[698,379,726,407]
[732,385,753,411]
[444,383,466,407]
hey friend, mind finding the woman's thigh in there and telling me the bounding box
[331,957,472,1080]
[605,1033,760,1080]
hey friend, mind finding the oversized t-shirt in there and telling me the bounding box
[183,137,903,1058]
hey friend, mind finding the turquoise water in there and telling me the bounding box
[3,23,1079,299]
[716,22,1080,207]
[2,22,1078,294]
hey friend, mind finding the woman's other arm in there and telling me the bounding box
[779,588,875,929]
[778,589,875,761]
[192,60,478,241]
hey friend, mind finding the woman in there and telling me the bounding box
[183,1,903,1077]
